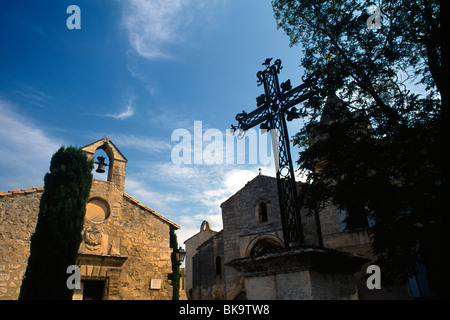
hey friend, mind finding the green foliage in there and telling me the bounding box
[169,228,181,300]
[19,146,93,300]
[273,0,441,128]
[273,0,444,297]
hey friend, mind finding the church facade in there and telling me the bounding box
[0,137,181,300]
[185,173,412,300]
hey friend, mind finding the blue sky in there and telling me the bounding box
[0,0,307,245]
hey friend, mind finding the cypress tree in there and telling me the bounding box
[19,146,93,300]
[169,228,181,300]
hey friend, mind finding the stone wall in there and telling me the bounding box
[189,174,411,300]
[220,175,281,299]
[228,247,369,300]
[218,175,324,299]
[184,221,218,298]
[1,137,181,300]
[0,188,42,299]
[77,182,175,300]
[191,231,225,300]
[0,184,178,300]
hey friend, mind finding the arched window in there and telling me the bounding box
[249,238,282,257]
[258,201,268,223]
[215,256,222,276]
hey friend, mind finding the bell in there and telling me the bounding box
[94,156,108,174]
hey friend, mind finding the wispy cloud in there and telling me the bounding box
[0,98,63,190]
[126,63,159,96]
[105,102,134,120]
[13,85,53,109]
[166,164,275,245]
[123,159,276,245]
[121,0,224,59]
[109,133,173,155]
[125,177,183,211]
[122,0,183,59]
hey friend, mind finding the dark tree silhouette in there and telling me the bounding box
[272,0,445,297]
[19,146,93,300]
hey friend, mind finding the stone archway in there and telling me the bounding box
[246,235,283,257]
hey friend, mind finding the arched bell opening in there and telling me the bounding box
[82,137,127,192]
[92,148,112,182]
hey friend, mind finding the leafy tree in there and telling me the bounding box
[272,0,445,297]
[19,146,93,300]
[169,228,181,300]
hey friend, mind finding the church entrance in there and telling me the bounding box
[82,280,105,300]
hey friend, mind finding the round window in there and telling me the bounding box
[86,198,110,224]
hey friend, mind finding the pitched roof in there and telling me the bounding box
[81,136,128,162]
[123,193,180,229]
[220,174,276,207]
[0,186,44,197]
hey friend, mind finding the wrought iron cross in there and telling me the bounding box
[232,58,319,247]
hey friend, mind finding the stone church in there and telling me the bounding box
[185,96,416,300]
[185,173,413,300]
[0,137,181,300]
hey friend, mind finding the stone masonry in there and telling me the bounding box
[0,137,181,300]
[187,173,411,299]
[219,174,320,299]
[0,188,42,299]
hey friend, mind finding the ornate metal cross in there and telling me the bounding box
[232,58,319,247]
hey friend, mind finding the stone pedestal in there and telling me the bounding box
[226,246,369,300]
